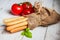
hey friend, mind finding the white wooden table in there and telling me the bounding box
[0,0,60,40]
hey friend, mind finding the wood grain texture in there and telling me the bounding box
[0,0,60,40]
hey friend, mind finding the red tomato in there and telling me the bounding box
[21,8,34,16]
[11,4,23,15]
[22,2,32,9]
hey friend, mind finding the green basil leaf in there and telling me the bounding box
[25,28,30,32]
[21,31,25,36]
[24,31,32,38]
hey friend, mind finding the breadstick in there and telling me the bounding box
[10,26,27,33]
[6,21,28,31]
[4,16,24,23]
[5,18,28,26]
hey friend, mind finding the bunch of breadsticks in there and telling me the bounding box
[4,16,28,33]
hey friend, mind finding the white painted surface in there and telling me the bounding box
[0,0,60,40]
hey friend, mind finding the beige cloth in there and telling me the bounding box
[27,7,60,29]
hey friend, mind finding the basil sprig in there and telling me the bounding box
[21,28,32,38]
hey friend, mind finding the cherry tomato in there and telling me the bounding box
[22,2,32,9]
[21,8,34,16]
[11,4,23,15]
